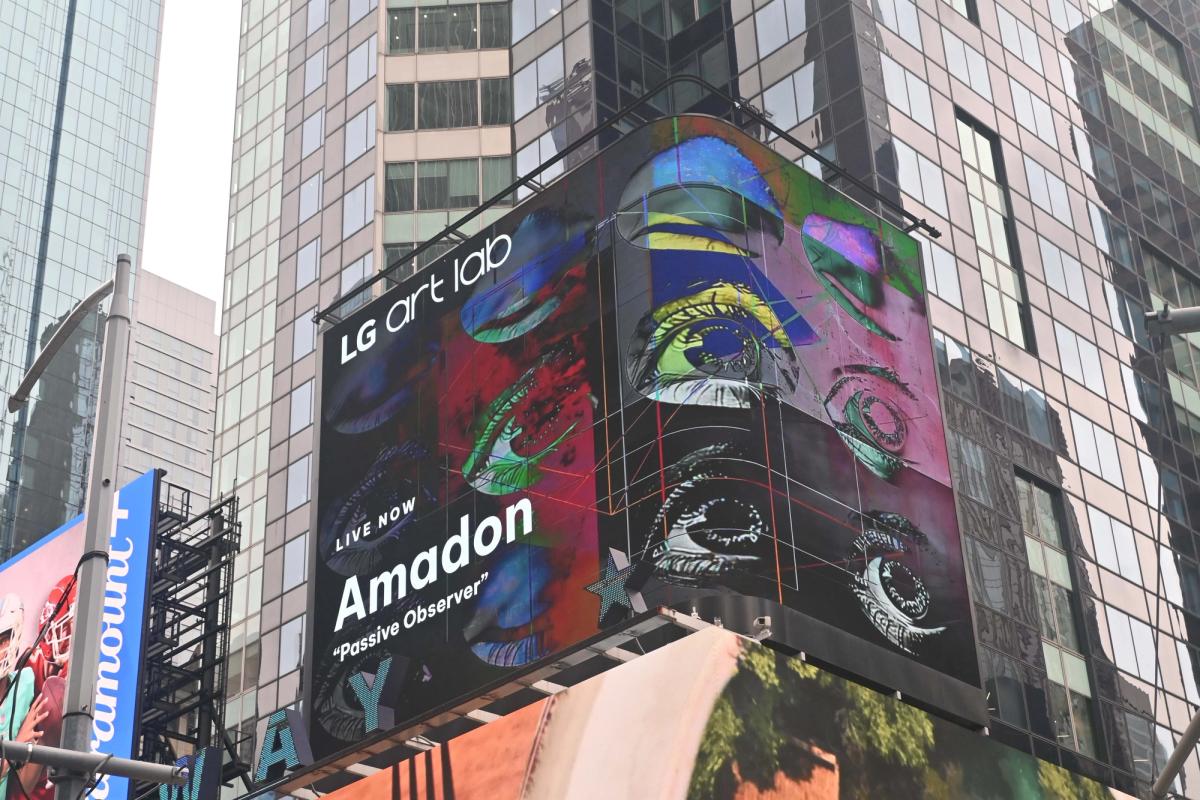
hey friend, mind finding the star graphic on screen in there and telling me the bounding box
[585,548,647,623]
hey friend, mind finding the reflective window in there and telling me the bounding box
[292,309,317,363]
[512,0,560,43]
[1105,604,1157,682]
[300,109,324,159]
[347,35,378,94]
[283,535,308,593]
[296,238,319,289]
[513,45,564,120]
[307,0,328,34]
[298,172,322,222]
[942,0,977,24]
[1087,505,1141,583]
[921,239,962,308]
[996,6,1043,73]
[481,78,512,125]
[417,159,479,209]
[515,126,564,199]
[1054,322,1104,395]
[762,62,825,133]
[304,48,326,96]
[482,155,515,204]
[342,176,376,239]
[480,3,510,47]
[388,8,416,53]
[1070,411,1124,487]
[893,138,948,217]
[289,381,313,436]
[387,83,416,131]
[957,113,1031,350]
[285,456,311,513]
[278,616,304,674]
[344,105,376,166]
[942,30,990,100]
[880,53,933,130]
[385,162,416,212]
[348,0,377,25]
[1038,236,1086,308]
[418,80,478,128]
[1024,156,1071,220]
[754,0,809,58]
[419,5,478,50]
[1009,79,1057,146]
[874,0,920,46]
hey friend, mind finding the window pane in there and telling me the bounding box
[296,238,319,288]
[418,160,450,209]
[346,35,377,94]
[482,77,511,125]
[480,3,511,47]
[482,156,514,203]
[299,173,322,221]
[289,381,313,435]
[419,80,478,128]
[385,162,415,212]
[447,158,480,207]
[286,456,311,512]
[387,83,415,131]
[283,534,307,592]
[420,5,477,50]
[388,8,415,53]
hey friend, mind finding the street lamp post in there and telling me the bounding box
[6,255,185,796]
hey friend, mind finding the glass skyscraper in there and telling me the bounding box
[0,0,162,558]
[215,0,1200,796]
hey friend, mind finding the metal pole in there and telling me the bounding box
[55,254,132,800]
[1153,706,1200,798]
[195,510,225,749]
[0,741,186,785]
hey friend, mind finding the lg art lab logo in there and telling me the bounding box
[339,234,512,364]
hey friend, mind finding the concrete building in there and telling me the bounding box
[216,0,1200,795]
[0,2,163,558]
[119,270,218,504]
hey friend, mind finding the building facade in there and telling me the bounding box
[118,270,217,503]
[216,0,1200,796]
[0,0,163,558]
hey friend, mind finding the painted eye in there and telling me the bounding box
[628,280,805,408]
[801,214,897,340]
[848,511,946,654]
[638,443,771,585]
[461,209,592,343]
[823,364,918,480]
[321,442,435,576]
[324,332,436,434]
[462,344,584,495]
[463,544,552,667]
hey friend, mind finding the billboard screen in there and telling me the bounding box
[316,628,1128,800]
[0,470,157,800]
[311,115,976,759]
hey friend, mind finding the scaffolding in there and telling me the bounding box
[134,482,249,798]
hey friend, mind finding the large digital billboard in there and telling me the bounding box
[316,628,1129,800]
[311,115,977,760]
[0,470,158,800]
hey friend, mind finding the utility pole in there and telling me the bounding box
[54,254,131,800]
[6,254,186,796]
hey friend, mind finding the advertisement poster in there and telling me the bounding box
[0,471,158,800]
[311,115,976,759]
[317,628,1129,800]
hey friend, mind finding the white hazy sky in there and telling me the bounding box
[141,0,241,306]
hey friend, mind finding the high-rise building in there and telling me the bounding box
[216,0,1200,796]
[0,2,163,558]
[118,270,217,503]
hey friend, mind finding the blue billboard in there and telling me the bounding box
[0,470,158,800]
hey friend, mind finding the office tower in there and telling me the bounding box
[216,0,1200,796]
[0,2,163,558]
[119,270,217,503]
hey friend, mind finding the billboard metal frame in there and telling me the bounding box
[314,75,942,327]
